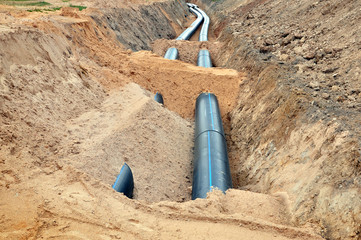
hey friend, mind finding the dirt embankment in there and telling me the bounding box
[195,0,361,239]
[152,38,222,65]
[90,0,189,51]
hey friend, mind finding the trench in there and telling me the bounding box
[145,2,242,199]
[152,3,221,67]
[150,2,242,191]
[122,2,244,201]
[85,0,243,202]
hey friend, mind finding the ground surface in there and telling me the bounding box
[0,0,359,239]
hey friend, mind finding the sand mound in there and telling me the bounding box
[62,83,193,202]
[0,163,321,239]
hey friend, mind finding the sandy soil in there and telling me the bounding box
[62,83,194,202]
[152,38,222,65]
[0,0,326,239]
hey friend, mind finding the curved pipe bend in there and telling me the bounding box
[194,7,210,42]
[176,7,204,40]
[186,3,210,41]
[193,6,212,68]
[187,3,199,8]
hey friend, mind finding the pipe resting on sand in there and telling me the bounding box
[112,163,134,198]
[197,49,212,68]
[154,92,164,104]
[192,93,232,199]
[162,5,231,199]
[164,47,179,60]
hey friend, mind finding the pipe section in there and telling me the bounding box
[192,93,232,200]
[187,3,209,41]
[190,6,212,68]
[176,7,203,40]
[195,8,210,41]
[164,47,179,60]
[197,49,212,68]
[112,163,134,198]
[154,92,164,104]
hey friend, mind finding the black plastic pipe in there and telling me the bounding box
[195,8,210,41]
[154,92,164,104]
[176,7,204,40]
[112,163,134,198]
[192,93,232,200]
[164,47,179,60]
[164,4,203,60]
[186,3,209,41]
[190,5,212,68]
[197,49,212,68]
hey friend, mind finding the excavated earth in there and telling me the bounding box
[0,0,359,239]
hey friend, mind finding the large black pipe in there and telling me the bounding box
[112,163,134,198]
[197,49,212,68]
[192,93,232,200]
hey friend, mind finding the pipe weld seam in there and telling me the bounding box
[195,129,225,141]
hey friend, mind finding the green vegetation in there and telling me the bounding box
[69,4,86,11]
[62,0,70,2]
[49,6,61,10]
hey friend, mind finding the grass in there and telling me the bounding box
[69,4,86,11]
[49,6,61,10]
[62,0,70,2]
